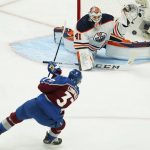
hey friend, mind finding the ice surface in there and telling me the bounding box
[0,0,150,150]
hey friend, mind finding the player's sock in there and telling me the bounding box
[0,112,22,135]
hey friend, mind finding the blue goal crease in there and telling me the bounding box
[10,35,150,65]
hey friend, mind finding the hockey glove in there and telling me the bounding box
[47,61,62,76]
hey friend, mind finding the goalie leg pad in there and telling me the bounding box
[77,49,95,71]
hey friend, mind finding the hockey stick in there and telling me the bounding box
[44,49,137,71]
[53,22,66,62]
[43,60,133,71]
[48,22,66,77]
[43,61,79,66]
[95,51,137,70]
[53,31,63,62]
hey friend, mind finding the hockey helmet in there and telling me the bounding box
[68,69,82,85]
[89,6,102,23]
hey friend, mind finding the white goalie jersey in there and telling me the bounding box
[74,14,128,53]
[74,13,129,70]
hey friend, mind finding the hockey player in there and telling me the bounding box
[74,6,138,70]
[0,61,82,145]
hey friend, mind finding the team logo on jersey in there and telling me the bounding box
[93,32,107,42]
[63,28,74,41]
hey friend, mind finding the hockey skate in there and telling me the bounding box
[43,132,62,145]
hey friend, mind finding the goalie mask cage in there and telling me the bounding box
[77,0,104,21]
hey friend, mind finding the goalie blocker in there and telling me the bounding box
[77,49,95,71]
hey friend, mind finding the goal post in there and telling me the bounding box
[77,0,81,21]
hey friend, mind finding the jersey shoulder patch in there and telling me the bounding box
[101,13,114,24]
[76,14,95,33]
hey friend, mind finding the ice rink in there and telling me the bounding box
[0,0,150,150]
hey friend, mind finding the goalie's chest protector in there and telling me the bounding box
[88,21,114,48]
[77,14,115,48]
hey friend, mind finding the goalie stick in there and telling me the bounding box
[43,50,137,70]
[43,60,133,70]
[43,51,138,70]
[44,47,137,71]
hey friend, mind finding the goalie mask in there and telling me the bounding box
[89,6,102,23]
